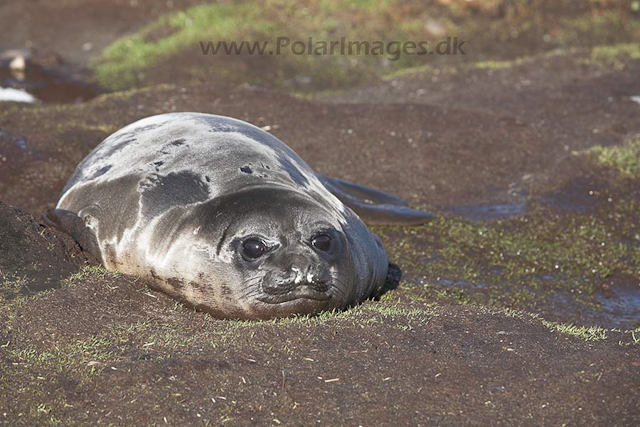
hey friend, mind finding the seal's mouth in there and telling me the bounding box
[257,283,332,304]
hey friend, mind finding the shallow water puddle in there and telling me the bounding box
[436,272,640,328]
[443,176,633,222]
[442,202,526,221]
[598,274,640,328]
[0,130,43,158]
[540,177,605,213]
[0,64,97,104]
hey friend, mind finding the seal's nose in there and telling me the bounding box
[262,254,330,295]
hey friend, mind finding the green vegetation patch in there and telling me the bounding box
[61,265,118,285]
[93,0,445,91]
[476,306,640,343]
[7,336,117,380]
[582,137,640,180]
[591,43,640,64]
[470,59,525,70]
[93,0,640,94]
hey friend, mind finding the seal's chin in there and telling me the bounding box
[257,284,332,304]
[245,278,341,319]
[251,294,335,320]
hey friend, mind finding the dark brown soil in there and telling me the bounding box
[324,49,640,159]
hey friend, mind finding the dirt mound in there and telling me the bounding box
[0,202,94,299]
[1,254,638,426]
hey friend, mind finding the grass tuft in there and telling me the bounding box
[582,137,640,180]
[541,320,608,341]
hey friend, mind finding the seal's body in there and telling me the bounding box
[55,113,432,319]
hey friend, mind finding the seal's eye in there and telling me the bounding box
[242,239,266,259]
[311,234,332,252]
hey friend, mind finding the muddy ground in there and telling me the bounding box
[1,1,640,426]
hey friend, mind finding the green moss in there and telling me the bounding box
[379,51,540,84]
[354,302,435,319]
[475,307,639,343]
[381,64,434,81]
[476,306,528,320]
[471,59,520,70]
[591,43,640,63]
[388,211,633,289]
[583,138,640,180]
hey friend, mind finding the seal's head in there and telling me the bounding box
[151,185,389,319]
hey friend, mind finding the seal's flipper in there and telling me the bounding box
[319,175,435,225]
[319,175,410,206]
[42,208,103,262]
[345,203,436,225]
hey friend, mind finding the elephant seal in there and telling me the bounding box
[53,113,433,319]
